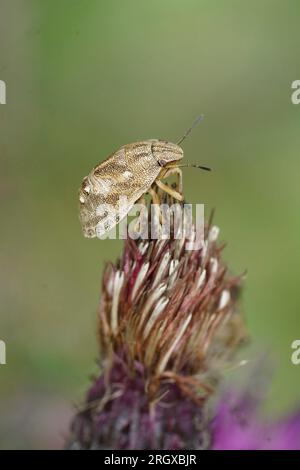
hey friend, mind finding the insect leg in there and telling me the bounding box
[163,167,183,192]
[149,187,163,225]
[134,195,147,233]
[155,180,184,202]
[148,187,161,205]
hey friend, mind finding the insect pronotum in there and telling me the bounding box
[79,116,210,238]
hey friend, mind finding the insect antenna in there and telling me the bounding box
[178,163,211,172]
[176,114,204,146]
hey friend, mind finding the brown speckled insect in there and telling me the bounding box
[79,116,210,238]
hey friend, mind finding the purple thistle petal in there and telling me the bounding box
[212,393,300,450]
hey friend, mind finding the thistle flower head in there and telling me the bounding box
[99,189,245,392]
[69,187,246,449]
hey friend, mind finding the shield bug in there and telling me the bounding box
[79,116,210,238]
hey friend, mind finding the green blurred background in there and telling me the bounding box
[1,0,300,449]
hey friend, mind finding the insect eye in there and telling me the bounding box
[158,159,167,167]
